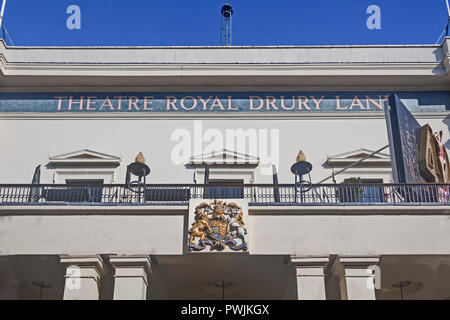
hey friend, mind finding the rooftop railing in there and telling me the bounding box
[0,183,448,206]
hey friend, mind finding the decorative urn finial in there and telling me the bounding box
[135,152,145,164]
[296,150,306,162]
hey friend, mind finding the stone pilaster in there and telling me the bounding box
[340,257,380,300]
[109,255,152,300]
[60,255,106,300]
[291,256,329,300]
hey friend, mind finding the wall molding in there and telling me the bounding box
[0,111,446,120]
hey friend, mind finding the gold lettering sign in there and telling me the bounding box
[418,124,450,183]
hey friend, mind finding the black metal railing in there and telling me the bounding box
[0,183,448,206]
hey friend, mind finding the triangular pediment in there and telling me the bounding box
[190,149,259,166]
[326,148,391,166]
[49,149,121,165]
[330,148,390,159]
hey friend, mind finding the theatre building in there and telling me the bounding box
[0,38,449,300]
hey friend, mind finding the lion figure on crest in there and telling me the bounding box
[188,205,211,245]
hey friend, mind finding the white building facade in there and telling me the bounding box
[0,38,449,300]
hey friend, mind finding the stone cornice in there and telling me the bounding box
[0,111,446,120]
[1,39,449,88]
[0,204,448,216]
[0,62,444,80]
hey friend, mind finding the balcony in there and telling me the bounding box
[0,183,448,206]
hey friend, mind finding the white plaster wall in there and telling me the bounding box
[0,214,185,255]
[0,116,447,184]
[0,211,449,256]
[249,214,450,256]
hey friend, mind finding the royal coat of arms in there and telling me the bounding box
[188,200,248,252]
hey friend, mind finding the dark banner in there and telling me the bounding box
[385,94,426,183]
[0,300,443,318]
[0,91,448,113]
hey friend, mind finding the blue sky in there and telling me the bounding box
[0,0,448,46]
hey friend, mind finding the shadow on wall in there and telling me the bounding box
[444,114,450,150]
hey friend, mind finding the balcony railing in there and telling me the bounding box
[0,183,448,206]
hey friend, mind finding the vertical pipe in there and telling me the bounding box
[0,0,6,31]
[272,164,280,202]
[446,0,450,36]
[203,164,209,198]
[230,15,232,45]
[220,16,224,45]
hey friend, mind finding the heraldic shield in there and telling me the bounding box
[188,199,248,252]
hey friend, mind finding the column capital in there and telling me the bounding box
[60,254,105,266]
[339,256,380,268]
[291,256,330,267]
[290,256,330,276]
[109,255,152,285]
[339,256,380,277]
[60,255,106,282]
